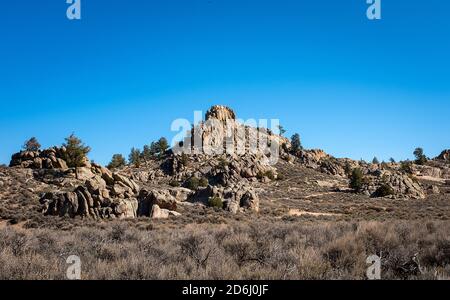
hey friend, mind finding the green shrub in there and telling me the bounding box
[400,160,413,174]
[218,158,229,169]
[208,197,223,209]
[186,177,200,190]
[180,153,190,167]
[169,180,180,187]
[374,184,394,198]
[350,168,364,192]
[257,170,276,180]
[199,177,209,187]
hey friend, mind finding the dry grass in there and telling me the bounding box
[0,220,449,280]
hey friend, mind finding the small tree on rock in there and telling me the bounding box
[291,133,302,152]
[413,147,427,165]
[277,125,286,137]
[62,134,91,168]
[23,137,41,152]
[157,137,169,155]
[372,157,380,164]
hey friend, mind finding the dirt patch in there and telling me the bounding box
[288,209,342,217]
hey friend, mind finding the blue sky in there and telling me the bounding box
[0,0,449,165]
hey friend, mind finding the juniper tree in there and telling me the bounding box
[128,147,142,167]
[62,134,91,168]
[291,133,302,152]
[413,147,427,165]
[107,154,126,170]
[350,168,365,192]
[23,137,41,152]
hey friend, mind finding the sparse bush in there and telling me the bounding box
[344,162,353,177]
[199,178,209,188]
[107,154,126,170]
[208,197,223,209]
[257,170,275,181]
[400,160,413,174]
[62,134,91,168]
[179,153,190,167]
[372,157,380,164]
[169,180,180,187]
[218,158,229,170]
[350,168,364,192]
[374,184,394,198]
[186,177,200,190]
[23,137,41,152]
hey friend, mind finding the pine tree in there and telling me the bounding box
[413,147,427,165]
[107,154,126,170]
[128,147,142,167]
[62,134,91,168]
[372,157,380,164]
[350,168,365,192]
[291,133,302,152]
[23,137,41,152]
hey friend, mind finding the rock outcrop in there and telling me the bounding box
[436,150,450,162]
[39,168,140,219]
[360,171,426,199]
[191,183,260,214]
[9,147,75,170]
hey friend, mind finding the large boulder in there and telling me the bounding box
[436,150,450,162]
[205,105,236,122]
[360,171,426,199]
[150,204,181,219]
[190,183,260,214]
[137,189,178,216]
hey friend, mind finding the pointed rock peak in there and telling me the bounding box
[205,105,236,122]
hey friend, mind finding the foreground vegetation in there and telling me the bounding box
[0,220,449,280]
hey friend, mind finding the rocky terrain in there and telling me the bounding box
[0,105,449,280]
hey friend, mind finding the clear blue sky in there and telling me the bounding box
[1,0,449,165]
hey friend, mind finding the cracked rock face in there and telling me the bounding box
[361,171,426,199]
[437,150,450,162]
[39,168,141,219]
[205,105,236,122]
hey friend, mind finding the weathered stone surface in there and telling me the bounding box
[205,105,236,122]
[138,189,178,216]
[436,150,450,162]
[360,171,426,199]
[190,183,260,213]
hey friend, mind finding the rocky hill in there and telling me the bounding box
[1,105,450,226]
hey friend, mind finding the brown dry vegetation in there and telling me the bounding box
[0,220,449,280]
[1,162,450,280]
